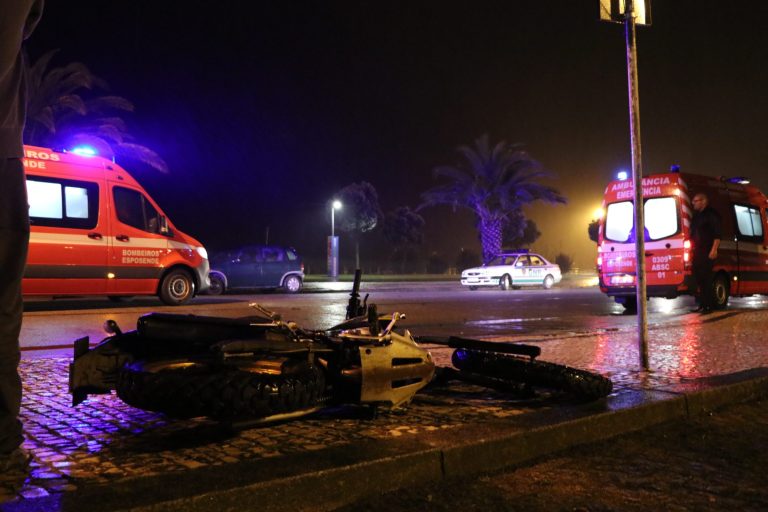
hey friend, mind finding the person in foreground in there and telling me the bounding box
[0,0,44,473]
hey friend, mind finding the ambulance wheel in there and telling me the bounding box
[159,269,194,305]
[282,274,302,293]
[499,274,512,291]
[116,358,325,420]
[207,274,225,296]
[543,275,555,289]
[713,273,730,310]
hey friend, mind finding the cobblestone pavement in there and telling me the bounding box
[2,307,767,504]
[334,398,768,512]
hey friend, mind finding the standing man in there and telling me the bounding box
[0,0,44,471]
[690,192,722,314]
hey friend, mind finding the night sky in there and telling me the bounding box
[25,1,768,271]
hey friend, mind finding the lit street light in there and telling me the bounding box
[328,200,342,278]
[331,200,342,237]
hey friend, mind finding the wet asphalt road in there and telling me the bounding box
[20,282,768,357]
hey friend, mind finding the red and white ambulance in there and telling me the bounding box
[22,146,210,305]
[597,169,768,311]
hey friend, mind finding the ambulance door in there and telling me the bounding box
[23,175,108,295]
[732,203,766,295]
[643,196,685,288]
[107,184,169,294]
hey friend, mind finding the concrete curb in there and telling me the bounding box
[13,369,760,512]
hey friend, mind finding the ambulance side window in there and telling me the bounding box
[26,176,99,229]
[734,204,764,241]
[113,187,161,233]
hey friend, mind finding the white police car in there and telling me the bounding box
[461,251,562,290]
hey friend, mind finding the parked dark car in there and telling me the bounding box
[207,245,304,295]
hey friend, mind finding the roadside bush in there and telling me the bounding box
[555,253,573,274]
[426,252,449,274]
[456,248,481,270]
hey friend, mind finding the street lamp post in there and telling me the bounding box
[328,200,342,278]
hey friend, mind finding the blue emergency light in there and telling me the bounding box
[617,170,629,181]
[71,146,97,157]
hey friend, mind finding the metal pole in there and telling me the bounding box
[625,0,650,370]
[331,207,335,238]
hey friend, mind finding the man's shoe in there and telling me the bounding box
[0,447,31,473]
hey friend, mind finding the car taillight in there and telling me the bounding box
[301,263,305,272]
[683,239,691,268]
[596,255,602,270]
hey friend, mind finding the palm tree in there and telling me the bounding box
[24,50,168,173]
[421,134,566,263]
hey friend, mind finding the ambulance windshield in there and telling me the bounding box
[604,197,679,243]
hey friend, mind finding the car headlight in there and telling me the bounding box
[196,247,209,260]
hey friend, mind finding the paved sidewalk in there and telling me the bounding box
[2,308,768,511]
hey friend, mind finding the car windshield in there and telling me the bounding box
[486,255,516,266]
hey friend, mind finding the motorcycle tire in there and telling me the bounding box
[116,358,325,420]
[451,349,613,400]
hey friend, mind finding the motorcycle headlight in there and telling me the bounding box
[196,247,209,260]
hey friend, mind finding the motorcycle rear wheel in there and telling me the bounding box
[451,349,612,400]
[116,358,325,420]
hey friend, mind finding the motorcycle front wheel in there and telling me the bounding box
[116,358,326,420]
[451,349,612,400]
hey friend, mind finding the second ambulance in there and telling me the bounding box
[597,169,768,312]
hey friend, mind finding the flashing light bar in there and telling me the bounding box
[617,170,629,181]
[71,146,97,157]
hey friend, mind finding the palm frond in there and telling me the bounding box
[24,51,169,173]
[117,143,169,174]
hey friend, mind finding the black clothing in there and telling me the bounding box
[692,258,715,310]
[0,0,44,157]
[690,205,722,310]
[0,0,43,454]
[690,206,722,259]
[0,158,28,453]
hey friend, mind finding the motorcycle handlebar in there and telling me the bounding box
[346,269,363,320]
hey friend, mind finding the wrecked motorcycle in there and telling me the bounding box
[69,270,612,422]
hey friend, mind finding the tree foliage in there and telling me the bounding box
[382,207,424,246]
[555,253,574,274]
[336,181,382,235]
[24,50,168,173]
[382,207,425,273]
[588,219,600,243]
[421,134,566,263]
[503,213,541,249]
[335,181,383,269]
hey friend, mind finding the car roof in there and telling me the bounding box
[497,252,542,257]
